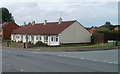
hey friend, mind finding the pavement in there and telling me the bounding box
[2,47,118,72]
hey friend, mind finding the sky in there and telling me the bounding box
[0,0,119,27]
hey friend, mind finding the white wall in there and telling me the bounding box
[23,35,26,43]
[11,34,14,41]
[59,21,92,44]
[11,34,60,46]
[48,35,59,46]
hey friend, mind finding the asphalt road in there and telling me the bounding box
[2,48,118,72]
[32,49,118,64]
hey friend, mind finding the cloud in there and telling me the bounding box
[1,0,119,2]
[0,2,118,27]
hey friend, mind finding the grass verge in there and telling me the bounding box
[31,42,120,49]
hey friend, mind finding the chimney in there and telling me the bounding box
[58,17,62,24]
[32,21,35,26]
[23,22,26,25]
[44,20,47,25]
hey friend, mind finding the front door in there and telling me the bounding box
[50,35,59,46]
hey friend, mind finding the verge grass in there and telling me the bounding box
[31,42,119,49]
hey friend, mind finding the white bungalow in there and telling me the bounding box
[11,18,92,46]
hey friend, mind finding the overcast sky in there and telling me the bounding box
[0,0,118,27]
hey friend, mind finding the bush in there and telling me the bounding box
[96,30,120,34]
[35,41,46,46]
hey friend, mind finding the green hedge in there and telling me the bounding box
[96,30,120,34]
[35,41,46,46]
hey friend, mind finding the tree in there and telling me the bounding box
[105,21,111,25]
[113,25,120,28]
[91,26,94,28]
[0,7,14,23]
[28,22,32,24]
[101,21,114,30]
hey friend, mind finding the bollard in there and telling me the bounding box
[6,41,10,47]
[23,42,28,48]
[25,43,28,48]
[23,43,25,48]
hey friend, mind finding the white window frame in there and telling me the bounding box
[36,35,38,40]
[31,35,34,41]
[21,35,23,40]
[51,35,58,42]
[38,35,41,40]
[16,35,19,39]
[44,35,48,42]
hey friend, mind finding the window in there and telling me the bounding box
[31,35,34,41]
[16,35,19,39]
[51,35,58,42]
[36,36,38,40]
[51,36,54,41]
[56,37,58,42]
[21,35,23,40]
[26,35,29,42]
[18,36,19,39]
[37,35,41,40]
[44,36,48,42]
[39,36,41,40]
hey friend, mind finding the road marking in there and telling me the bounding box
[92,60,98,61]
[103,60,108,63]
[108,62,117,64]
[58,55,62,56]
[108,62,113,63]
[80,58,84,59]
[20,69,24,72]
[29,51,118,65]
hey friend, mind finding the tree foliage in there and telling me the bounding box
[101,21,114,30]
[96,30,120,34]
[0,7,14,23]
[28,22,32,24]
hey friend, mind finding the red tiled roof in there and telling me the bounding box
[96,27,109,31]
[89,27,99,34]
[1,21,19,29]
[12,21,76,34]
[114,27,120,30]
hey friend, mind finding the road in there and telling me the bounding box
[2,48,118,72]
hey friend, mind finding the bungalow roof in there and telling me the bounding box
[12,20,76,34]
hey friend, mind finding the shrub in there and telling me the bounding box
[96,30,120,34]
[28,41,34,45]
[35,41,46,46]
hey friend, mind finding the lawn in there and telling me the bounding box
[1,41,23,46]
[11,42,23,45]
[1,41,120,49]
[31,42,120,49]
